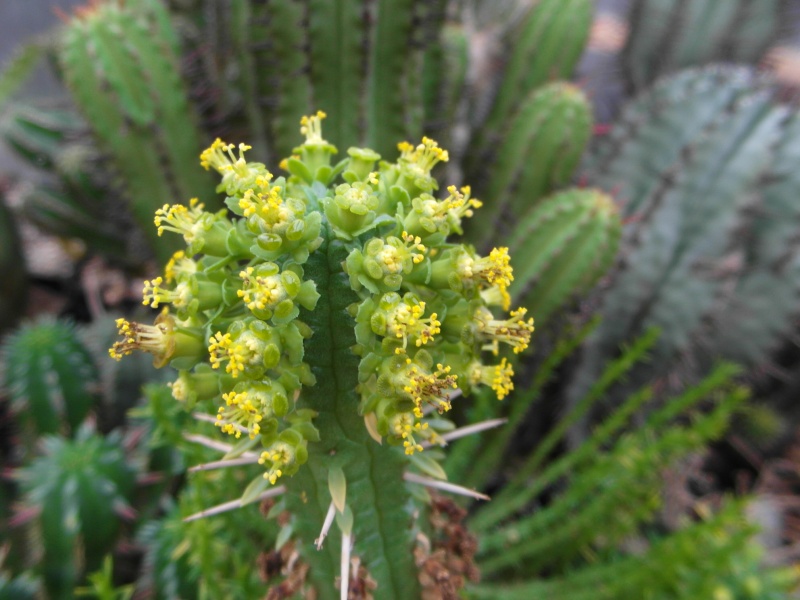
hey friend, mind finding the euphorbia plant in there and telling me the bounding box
[111,112,533,598]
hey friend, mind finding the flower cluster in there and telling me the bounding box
[110,112,533,484]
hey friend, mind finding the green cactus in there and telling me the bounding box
[59,0,217,263]
[506,188,620,325]
[469,83,593,249]
[15,427,135,599]
[422,23,469,144]
[623,0,786,92]
[0,191,26,333]
[571,66,797,408]
[2,318,98,439]
[471,0,593,152]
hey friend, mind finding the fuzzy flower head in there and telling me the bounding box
[470,358,515,400]
[389,411,430,456]
[200,139,272,196]
[208,320,284,378]
[258,430,310,485]
[109,312,204,369]
[216,380,289,439]
[259,441,294,484]
[142,272,224,317]
[384,353,459,417]
[403,185,482,241]
[163,250,197,284]
[154,199,232,256]
[367,292,441,354]
[395,137,449,195]
[239,187,323,263]
[474,306,535,355]
[345,232,426,294]
[237,263,319,323]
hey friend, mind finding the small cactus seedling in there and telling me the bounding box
[111,113,534,598]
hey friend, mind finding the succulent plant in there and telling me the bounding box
[2,318,98,442]
[110,115,536,598]
[622,0,788,92]
[15,426,135,599]
[570,65,800,413]
[59,0,218,263]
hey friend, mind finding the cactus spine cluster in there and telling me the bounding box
[110,114,534,597]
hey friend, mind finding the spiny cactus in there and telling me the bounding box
[506,188,621,325]
[571,66,800,409]
[110,115,535,598]
[15,426,135,599]
[623,0,788,92]
[472,0,593,148]
[59,0,217,263]
[468,82,593,249]
[2,318,98,440]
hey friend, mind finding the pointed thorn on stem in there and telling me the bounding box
[315,501,337,550]
[404,472,490,501]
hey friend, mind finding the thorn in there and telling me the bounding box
[183,433,241,454]
[341,531,352,600]
[183,487,286,522]
[315,501,336,550]
[404,472,490,501]
[188,455,260,472]
[421,418,507,448]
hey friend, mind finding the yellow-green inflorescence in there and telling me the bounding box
[110,110,533,482]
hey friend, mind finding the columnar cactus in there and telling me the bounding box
[111,113,533,597]
[507,188,621,325]
[571,66,800,410]
[2,318,98,440]
[15,427,135,599]
[59,0,217,262]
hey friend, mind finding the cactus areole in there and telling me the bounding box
[111,112,533,598]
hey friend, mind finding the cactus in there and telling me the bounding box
[506,188,621,325]
[469,83,593,249]
[15,426,135,599]
[0,191,26,333]
[623,0,787,92]
[59,1,217,263]
[110,117,534,598]
[471,0,593,152]
[569,66,799,409]
[2,318,98,440]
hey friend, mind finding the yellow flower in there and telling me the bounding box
[475,306,535,355]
